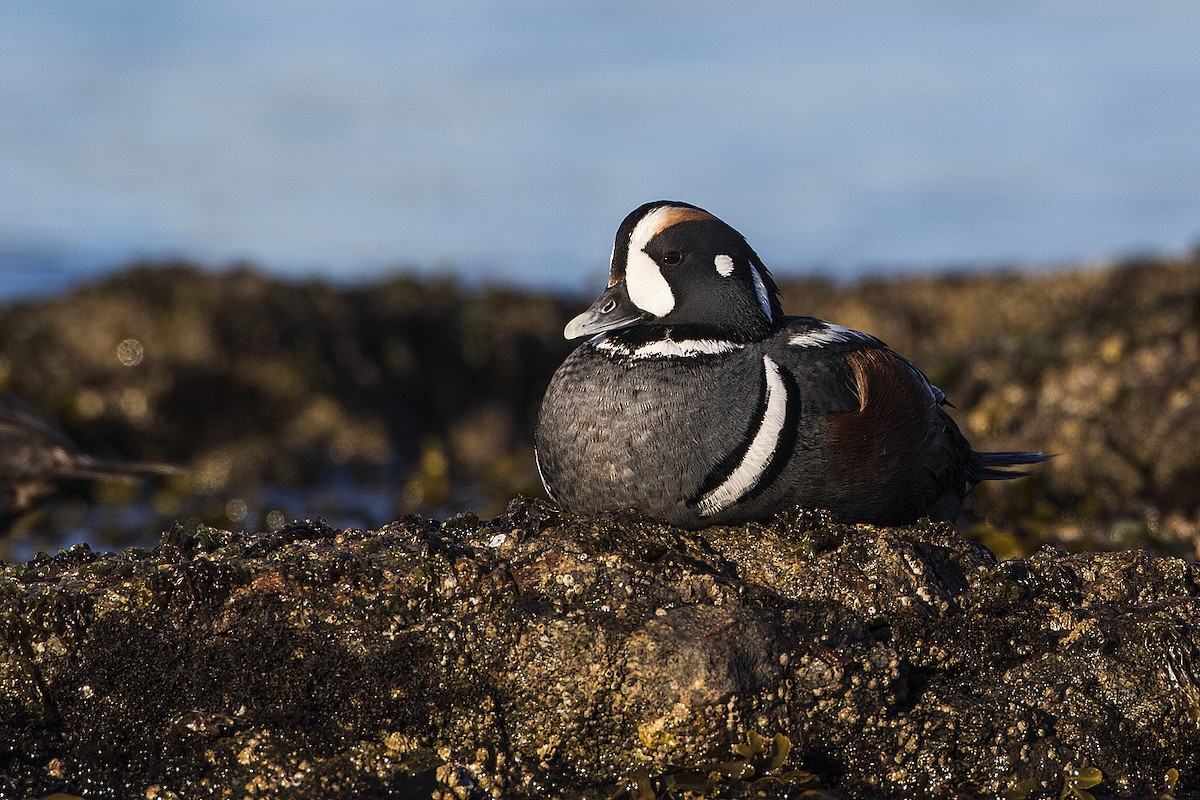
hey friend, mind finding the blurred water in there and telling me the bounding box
[2,1,1200,299]
[0,472,402,564]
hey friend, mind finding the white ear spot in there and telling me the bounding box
[714,254,735,277]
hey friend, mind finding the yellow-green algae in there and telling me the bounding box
[2,498,1199,799]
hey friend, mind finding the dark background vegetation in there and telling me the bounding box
[2,253,1199,560]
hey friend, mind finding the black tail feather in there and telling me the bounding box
[976,451,1054,481]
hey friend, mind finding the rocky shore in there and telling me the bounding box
[1,254,1199,556]
[3,258,1200,798]
[1,498,1196,799]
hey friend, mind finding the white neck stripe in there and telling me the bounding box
[593,336,743,359]
[750,265,774,321]
[697,354,788,516]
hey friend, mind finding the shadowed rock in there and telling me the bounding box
[1,497,1196,799]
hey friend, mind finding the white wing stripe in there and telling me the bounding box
[697,354,788,516]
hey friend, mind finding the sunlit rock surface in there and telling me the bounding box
[1,497,1196,799]
[3,256,1200,556]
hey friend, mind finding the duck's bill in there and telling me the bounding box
[564,283,651,339]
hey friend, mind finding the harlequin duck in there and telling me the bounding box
[535,201,1048,529]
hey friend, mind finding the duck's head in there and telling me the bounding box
[565,201,784,342]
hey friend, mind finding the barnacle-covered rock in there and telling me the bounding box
[1,498,1197,798]
[4,255,1200,555]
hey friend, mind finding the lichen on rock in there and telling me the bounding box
[1,497,1198,798]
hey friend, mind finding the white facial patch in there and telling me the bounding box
[714,254,735,277]
[623,206,679,317]
[697,355,788,516]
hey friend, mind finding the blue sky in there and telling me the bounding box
[2,1,1199,296]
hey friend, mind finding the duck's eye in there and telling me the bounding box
[661,250,683,266]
